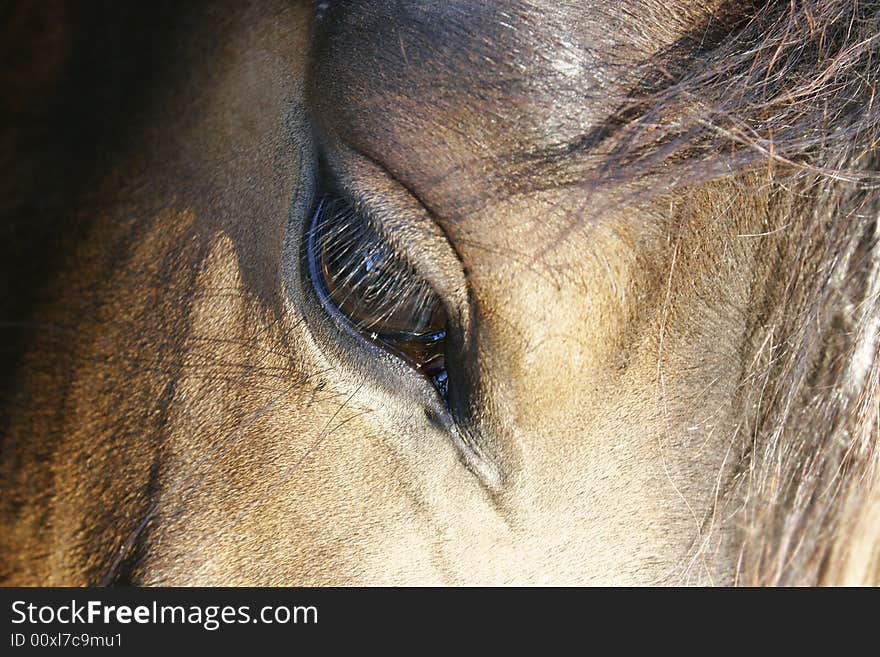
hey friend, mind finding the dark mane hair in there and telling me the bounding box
[607,0,880,584]
[507,0,879,584]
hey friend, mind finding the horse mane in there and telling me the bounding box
[506,0,879,584]
[597,0,880,584]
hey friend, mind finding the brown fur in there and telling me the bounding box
[1,0,877,585]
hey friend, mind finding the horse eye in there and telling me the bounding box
[306,193,449,398]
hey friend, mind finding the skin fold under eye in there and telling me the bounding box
[306,191,450,398]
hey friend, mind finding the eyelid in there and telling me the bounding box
[307,186,452,399]
[319,142,472,343]
[309,193,443,338]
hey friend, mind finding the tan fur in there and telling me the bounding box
[1,1,877,585]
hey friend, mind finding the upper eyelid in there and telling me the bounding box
[318,142,472,341]
[308,190,445,338]
[310,194,428,308]
[306,187,450,399]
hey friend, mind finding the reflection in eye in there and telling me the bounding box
[307,194,449,398]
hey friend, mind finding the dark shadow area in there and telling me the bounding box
[0,1,205,423]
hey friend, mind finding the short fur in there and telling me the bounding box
[1,0,877,585]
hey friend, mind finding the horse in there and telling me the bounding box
[1,0,878,585]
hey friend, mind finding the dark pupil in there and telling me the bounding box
[308,195,448,397]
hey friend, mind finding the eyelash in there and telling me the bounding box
[306,191,449,398]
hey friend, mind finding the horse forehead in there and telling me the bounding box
[313,0,718,209]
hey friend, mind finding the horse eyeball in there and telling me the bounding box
[307,192,449,399]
